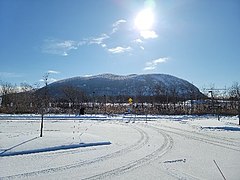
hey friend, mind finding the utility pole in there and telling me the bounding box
[104,95,107,115]
[92,91,95,115]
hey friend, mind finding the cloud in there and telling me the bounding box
[84,74,93,77]
[39,70,60,84]
[42,39,78,56]
[89,34,109,45]
[144,57,168,71]
[133,38,144,44]
[39,78,57,83]
[111,19,127,34]
[133,39,145,50]
[113,19,127,27]
[48,78,58,83]
[140,30,158,39]
[47,70,60,74]
[41,17,158,57]
[0,72,23,78]
[101,44,107,48]
[78,40,87,46]
[108,46,132,54]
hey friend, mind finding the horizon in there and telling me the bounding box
[0,0,239,89]
[0,72,237,90]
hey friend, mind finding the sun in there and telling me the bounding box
[134,8,154,31]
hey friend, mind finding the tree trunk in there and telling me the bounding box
[238,101,240,125]
[40,113,44,137]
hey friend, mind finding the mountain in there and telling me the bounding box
[42,73,204,100]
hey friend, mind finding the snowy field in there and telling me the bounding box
[0,114,240,180]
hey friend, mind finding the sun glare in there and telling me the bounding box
[134,8,154,31]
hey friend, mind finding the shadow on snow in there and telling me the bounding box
[202,126,240,131]
[0,141,111,157]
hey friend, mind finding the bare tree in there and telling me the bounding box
[62,85,87,114]
[0,81,17,112]
[62,86,85,105]
[39,73,49,137]
[13,83,35,113]
[154,84,166,102]
[229,82,240,125]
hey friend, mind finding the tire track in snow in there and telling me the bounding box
[141,123,204,180]
[0,123,149,179]
[144,122,240,180]
[158,123,240,147]
[150,123,240,152]
[82,123,173,180]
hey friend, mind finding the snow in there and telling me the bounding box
[48,73,201,98]
[0,115,239,179]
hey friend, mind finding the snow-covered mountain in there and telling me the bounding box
[44,73,204,100]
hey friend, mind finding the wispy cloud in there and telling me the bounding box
[78,40,87,46]
[39,78,57,83]
[133,38,145,50]
[84,74,93,77]
[89,34,109,45]
[111,19,127,34]
[48,78,57,83]
[108,46,132,54]
[42,39,78,56]
[101,44,107,48]
[140,30,158,39]
[47,70,60,74]
[133,38,144,44]
[0,72,23,78]
[38,70,60,84]
[144,57,168,71]
[41,17,158,57]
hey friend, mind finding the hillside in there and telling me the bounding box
[42,73,204,100]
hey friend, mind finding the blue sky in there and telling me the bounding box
[0,0,239,89]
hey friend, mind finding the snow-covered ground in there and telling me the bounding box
[0,115,239,179]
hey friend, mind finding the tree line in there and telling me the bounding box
[0,80,239,119]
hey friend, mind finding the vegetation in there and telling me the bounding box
[0,80,240,121]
